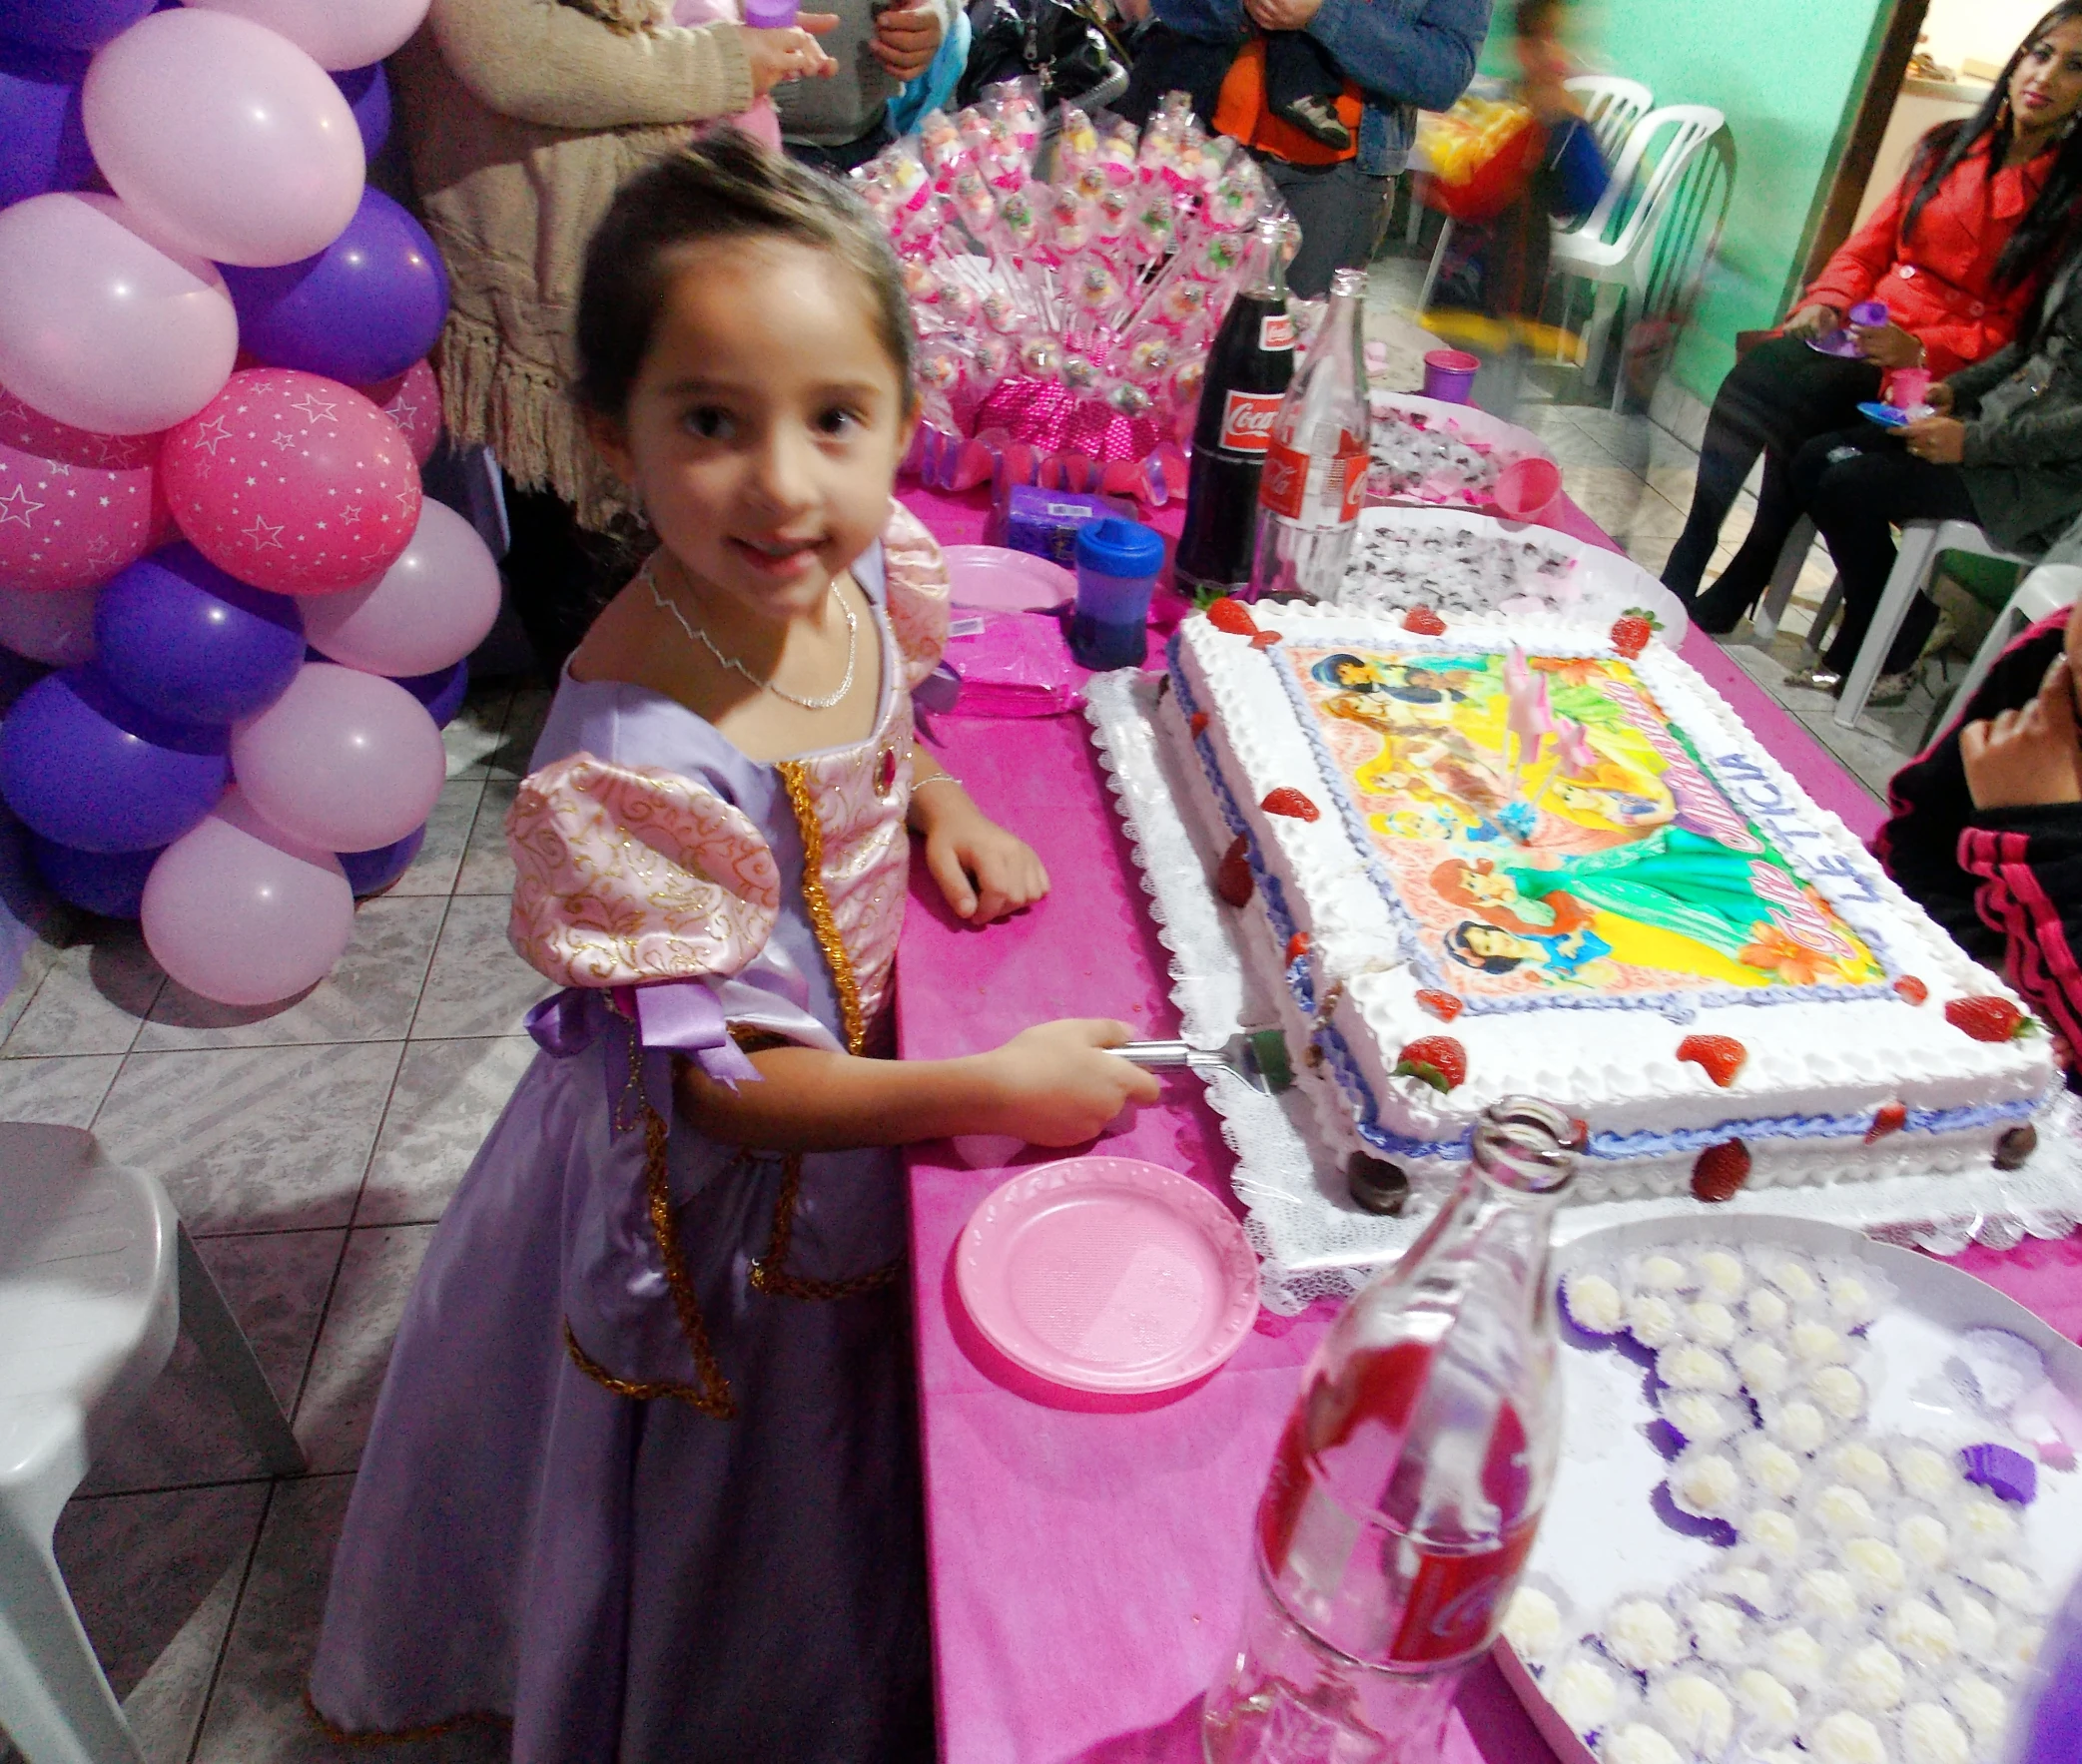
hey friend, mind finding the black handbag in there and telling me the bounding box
[957,0,1125,109]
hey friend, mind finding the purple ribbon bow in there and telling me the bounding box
[525,980,762,1091]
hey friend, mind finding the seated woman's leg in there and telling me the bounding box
[1662,335,1878,603]
[1690,447,1802,633]
[1793,432,1980,679]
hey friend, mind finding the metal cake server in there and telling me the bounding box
[1115,1028,1294,1095]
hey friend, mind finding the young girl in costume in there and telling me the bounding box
[309,135,1158,1762]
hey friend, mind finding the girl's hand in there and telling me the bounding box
[1962,655,2082,809]
[1926,381,1956,415]
[745,15,837,96]
[923,802,1049,923]
[1901,414,1966,464]
[1852,320,1924,368]
[1782,303,1841,338]
[977,1018,1161,1145]
[869,4,942,80]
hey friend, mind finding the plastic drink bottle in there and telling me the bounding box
[1202,1098,1579,1764]
[1247,266,1369,603]
[1174,216,1294,602]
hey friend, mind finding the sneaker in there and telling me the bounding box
[1866,670,1914,709]
[1270,94,1352,152]
[1782,665,1843,694]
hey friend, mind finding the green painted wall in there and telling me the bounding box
[1476,0,1894,403]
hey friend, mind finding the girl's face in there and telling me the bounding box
[597,236,916,628]
[2011,18,2082,135]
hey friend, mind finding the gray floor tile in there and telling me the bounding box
[137,897,446,1051]
[1565,465,1689,538]
[359,1036,534,1226]
[487,687,551,779]
[384,779,485,899]
[193,1476,507,1763]
[1797,710,1908,800]
[411,895,550,1040]
[295,1225,436,1474]
[83,1229,345,1495]
[47,1481,270,1764]
[95,1042,403,1236]
[0,1051,123,1126]
[440,686,514,782]
[453,782,518,897]
[3,930,164,1057]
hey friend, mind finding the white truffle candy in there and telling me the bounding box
[1741,1507,1801,1561]
[1945,1676,2009,1748]
[1564,1271,1626,1336]
[1606,1599,1684,1672]
[1839,1641,1908,1714]
[1634,1252,1691,1293]
[1958,1495,2020,1549]
[1711,1564,1777,1615]
[1898,1513,1949,1570]
[1830,1443,1894,1498]
[1894,1444,1960,1504]
[1808,1710,1888,1764]
[1658,1343,1737,1395]
[1797,1567,1860,1623]
[1671,1452,1742,1517]
[1842,1537,1907,1599]
[1885,1599,1958,1669]
[1736,1340,1793,1398]
[1549,1655,1622,1734]
[1760,1254,1818,1304]
[1764,1625,1828,1687]
[1739,1435,1804,1500]
[1815,1482,1879,1537]
[1685,1300,1738,1349]
[1944,1591,1997,1657]
[1746,1287,1791,1334]
[1733,1668,1800,1738]
[1661,1392,1738,1449]
[1809,1366,1868,1421]
[1823,1266,1887,1331]
[1629,1293,1685,1350]
[1687,1597,1745,1662]
[1649,1672,1733,1754]
[1900,1703,1970,1764]
[1696,1248,1746,1301]
[1764,1400,1828,1454]
[1972,1559,2038,1612]
[1599,1723,1681,1764]
[1789,1319,1851,1366]
[1502,1587,1565,1662]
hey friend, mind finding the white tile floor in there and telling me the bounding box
[3,252,1967,1764]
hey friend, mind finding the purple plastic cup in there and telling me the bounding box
[1849,299,1888,328]
[1422,348,1480,404]
[743,0,799,25]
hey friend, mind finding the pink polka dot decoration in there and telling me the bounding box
[0,387,166,593]
[161,367,419,594]
[355,357,442,468]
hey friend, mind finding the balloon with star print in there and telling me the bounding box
[354,357,441,468]
[0,385,166,593]
[160,367,419,594]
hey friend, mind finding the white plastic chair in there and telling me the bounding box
[1,1122,304,1764]
[1919,562,2082,748]
[1834,518,2037,726]
[1549,103,1729,408]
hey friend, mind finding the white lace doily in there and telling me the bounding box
[1084,670,2082,1314]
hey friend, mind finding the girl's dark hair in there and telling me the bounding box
[1898,2,2082,293]
[574,129,917,420]
[1448,920,1524,974]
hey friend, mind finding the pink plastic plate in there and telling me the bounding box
[956,1157,1259,1393]
[943,544,1077,614]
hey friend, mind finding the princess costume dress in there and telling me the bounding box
[309,503,950,1763]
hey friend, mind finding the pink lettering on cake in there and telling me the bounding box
[1747,860,1863,965]
[1602,679,1764,855]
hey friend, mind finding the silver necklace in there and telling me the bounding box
[649,565,858,712]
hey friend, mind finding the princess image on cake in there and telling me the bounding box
[1446,918,1619,984]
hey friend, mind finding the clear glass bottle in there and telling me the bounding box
[1246,266,1369,604]
[1202,1098,1578,1764]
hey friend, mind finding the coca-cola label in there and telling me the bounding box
[1257,437,1372,521]
[1218,390,1283,453]
[1259,313,1296,351]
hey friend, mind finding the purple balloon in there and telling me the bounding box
[0,666,228,852]
[28,829,160,916]
[0,42,95,207]
[222,188,449,386]
[0,0,153,50]
[332,62,390,159]
[95,544,306,726]
[396,658,469,727]
[340,823,424,894]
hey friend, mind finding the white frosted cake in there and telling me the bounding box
[1162,599,2058,1208]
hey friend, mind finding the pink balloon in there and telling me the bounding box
[0,195,238,435]
[163,368,420,593]
[230,661,444,852]
[181,0,430,70]
[356,359,443,468]
[0,583,99,665]
[142,785,354,1005]
[0,386,165,593]
[83,9,364,268]
[300,501,500,677]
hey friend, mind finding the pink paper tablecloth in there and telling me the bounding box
[895,484,2068,1764]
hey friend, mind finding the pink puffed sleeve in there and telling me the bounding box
[880,498,951,690]
[506,753,782,988]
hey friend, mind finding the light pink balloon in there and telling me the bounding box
[142,785,354,1005]
[356,359,443,467]
[0,195,237,435]
[231,661,444,852]
[0,386,166,594]
[181,0,430,70]
[0,583,99,666]
[300,501,500,677]
[84,9,364,268]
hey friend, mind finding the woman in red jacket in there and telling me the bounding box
[1664,3,2082,632]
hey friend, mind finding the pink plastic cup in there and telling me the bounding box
[1421,348,1481,404]
[1493,455,1562,521]
[1887,367,1933,410]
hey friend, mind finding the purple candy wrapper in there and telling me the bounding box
[1960,1441,2038,1505]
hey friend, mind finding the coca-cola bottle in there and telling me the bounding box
[1173,216,1294,602]
[1248,265,1370,603]
[1202,1098,1578,1764]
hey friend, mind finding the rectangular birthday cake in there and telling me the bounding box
[1163,600,2059,1207]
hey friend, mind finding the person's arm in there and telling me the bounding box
[1945,340,2023,415]
[428,0,753,128]
[1799,177,1904,316]
[1961,388,2082,469]
[676,1017,1161,1150]
[1299,0,1487,112]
